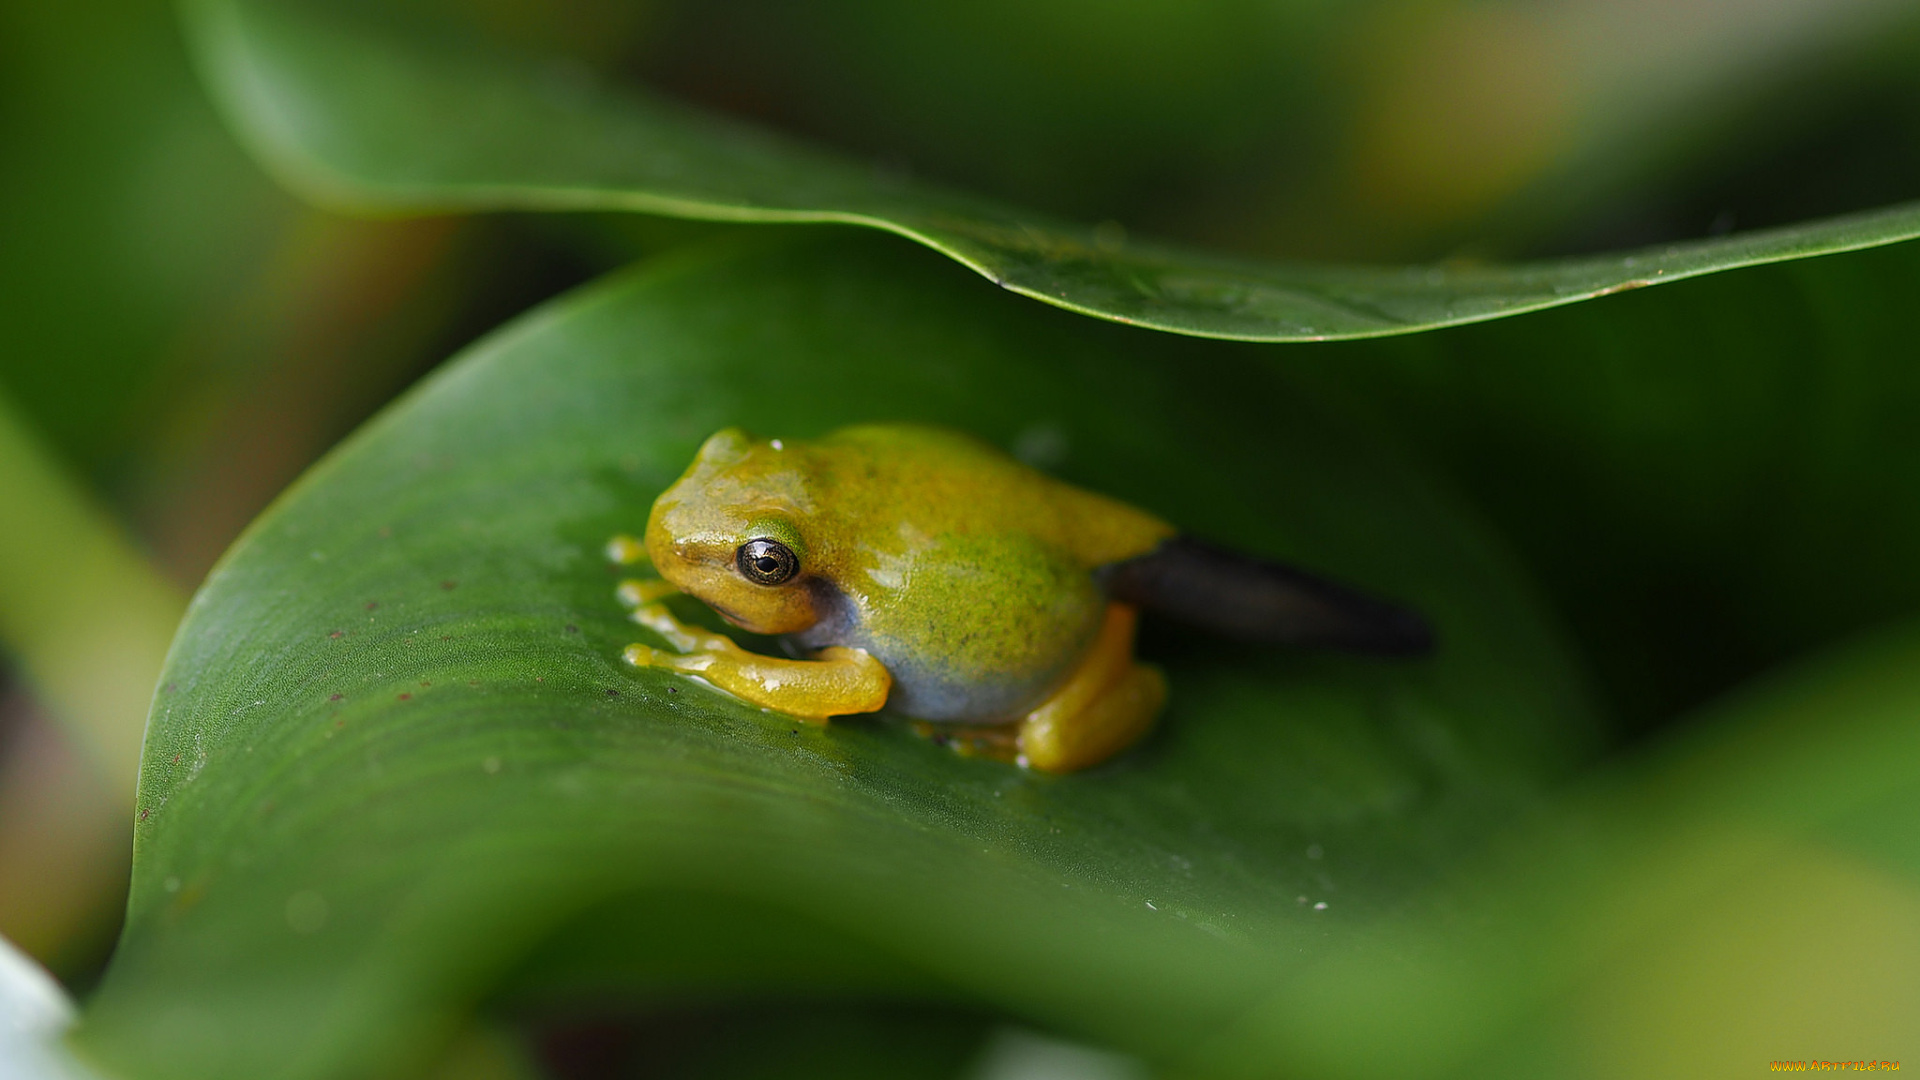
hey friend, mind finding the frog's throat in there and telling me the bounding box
[704,599,750,628]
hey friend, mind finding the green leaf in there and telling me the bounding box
[76,232,1598,1079]
[0,393,184,791]
[181,0,1920,343]
[0,0,298,469]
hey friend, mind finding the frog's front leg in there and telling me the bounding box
[1016,603,1165,773]
[617,580,889,722]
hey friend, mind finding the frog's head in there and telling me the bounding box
[644,428,827,635]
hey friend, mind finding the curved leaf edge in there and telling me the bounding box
[182,0,1920,344]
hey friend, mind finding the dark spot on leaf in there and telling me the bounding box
[421,681,431,687]
[365,602,379,611]
[536,677,544,683]
[329,630,344,639]
[565,625,579,634]
[138,808,149,821]
[440,635,453,641]
[441,580,457,590]
[606,688,618,696]
[667,686,677,694]
[329,693,343,702]
[397,693,411,701]
[171,755,181,765]
[378,526,392,538]
[163,683,176,694]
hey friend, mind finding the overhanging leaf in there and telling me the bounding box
[182,0,1920,343]
[77,232,1599,1079]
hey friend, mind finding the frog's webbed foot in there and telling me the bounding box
[1015,602,1165,773]
[615,577,889,722]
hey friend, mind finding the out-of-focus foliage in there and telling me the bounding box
[2,0,1917,1075]
[0,0,288,475]
[0,400,182,971]
[359,0,1920,262]
[0,0,621,979]
[620,0,1920,262]
[0,0,283,975]
[0,398,181,785]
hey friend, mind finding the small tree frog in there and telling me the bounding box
[613,424,1431,772]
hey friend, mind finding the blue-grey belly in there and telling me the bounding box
[786,576,1105,723]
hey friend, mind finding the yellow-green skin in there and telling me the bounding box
[645,425,1174,722]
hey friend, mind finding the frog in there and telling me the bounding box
[610,423,1433,773]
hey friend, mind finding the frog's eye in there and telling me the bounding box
[735,538,799,585]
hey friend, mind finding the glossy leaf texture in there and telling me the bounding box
[182,0,1920,343]
[77,232,1601,1079]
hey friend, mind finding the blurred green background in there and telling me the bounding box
[4,0,1920,1072]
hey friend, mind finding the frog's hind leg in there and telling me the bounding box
[1017,603,1166,773]
[618,583,890,722]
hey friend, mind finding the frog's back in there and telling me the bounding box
[789,425,1171,722]
[804,425,1171,567]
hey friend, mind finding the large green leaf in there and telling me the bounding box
[181,0,1920,343]
[76,232,1598,1079]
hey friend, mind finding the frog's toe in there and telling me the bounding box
[623,643,670,668]
[605,534,649,566]
[626,642,727,680]
[616,578,679,608]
